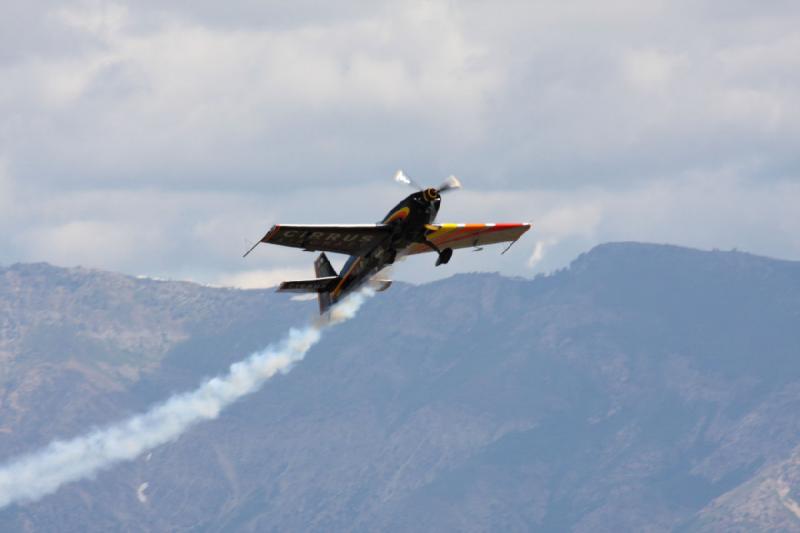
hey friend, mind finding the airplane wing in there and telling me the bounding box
[402,223,531,255]
[244,224,392,257]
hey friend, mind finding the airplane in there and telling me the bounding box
[243,171,531,314]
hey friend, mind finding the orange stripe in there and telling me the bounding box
[430,226,476,245]
[332,257,361,297]
[434,227,500,247]
[384,207,410,223]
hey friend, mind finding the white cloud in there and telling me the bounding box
[0,1,499,190]
[215,268,315,289]
[136,481,149,504]
[23,220,166,271]
[0,0,798,282]
[624,49,686,89]
[528,240,546,268]
[424,171,800,281]
[54,3,129,37]
[0,159,11,212]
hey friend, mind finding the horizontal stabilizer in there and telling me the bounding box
[277,276,339,293]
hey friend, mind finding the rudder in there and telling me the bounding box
[315,253,337,314]
[314,253,337,278]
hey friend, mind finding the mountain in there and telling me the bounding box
[1,243,799,532]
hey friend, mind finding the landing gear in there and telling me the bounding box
[436,247,453,267]
[423,240,453,267]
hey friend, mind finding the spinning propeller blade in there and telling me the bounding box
[393,170,462,195]
[437,175,462,194]
[394,169,423,190]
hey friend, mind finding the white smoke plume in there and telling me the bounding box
[0,289,373,508]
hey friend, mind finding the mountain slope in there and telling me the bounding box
[0,243,799,531]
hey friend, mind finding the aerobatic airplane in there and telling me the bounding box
[244,171,531,314]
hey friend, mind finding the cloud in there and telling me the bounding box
[24,220,165,271]
[1,1,498,191]
[623,49,687,89]
[0,0,798,283]
[527,241,546,268]
[136,481,149,504]
[8,0,796,193]
[414,171,800,281]
[216,268,314,289]
[0,159,11,211]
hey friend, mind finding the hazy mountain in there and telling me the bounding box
[1,242,799,532]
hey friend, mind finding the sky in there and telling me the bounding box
[1,0,799,287]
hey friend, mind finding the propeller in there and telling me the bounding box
[394,169,423,191]
[437,175,462,194]
[393,170,462,195]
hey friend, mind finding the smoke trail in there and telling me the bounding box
[0,289,373,508]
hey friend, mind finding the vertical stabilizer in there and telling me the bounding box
[314,253,337,314]
[314,253,337,278]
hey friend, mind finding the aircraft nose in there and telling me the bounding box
[422,188,440,202]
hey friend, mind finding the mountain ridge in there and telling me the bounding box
[1,242,799,531]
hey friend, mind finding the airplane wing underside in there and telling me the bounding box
[245,224,393,257]
[402,223,531,255]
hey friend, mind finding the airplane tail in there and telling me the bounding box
[314,253,337,314]
[314,252,337,278]
[278,253,341,314]
[274,253,339,314]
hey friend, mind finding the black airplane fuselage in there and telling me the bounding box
[328,188,442,301]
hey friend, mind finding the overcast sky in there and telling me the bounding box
[2,0,799,287]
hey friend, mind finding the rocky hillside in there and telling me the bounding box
[1,243,799,531]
